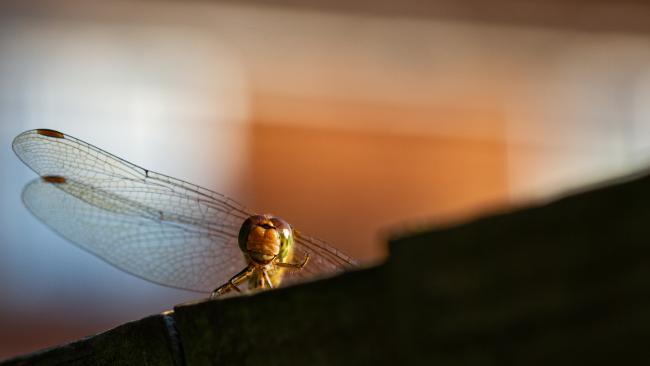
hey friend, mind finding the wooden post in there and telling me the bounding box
[4,171,650,365]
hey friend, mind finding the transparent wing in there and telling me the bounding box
[13,129,357,291]
[13,129,250,234]
[284,233,358,284]
[22,178,245,292]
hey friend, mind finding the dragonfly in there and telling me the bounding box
[12,129,356,297]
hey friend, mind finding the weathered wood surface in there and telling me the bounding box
[4,171,650,365]
[0,315,179,366]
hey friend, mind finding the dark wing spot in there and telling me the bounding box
[36,129,65,139]
[42,175,67,184]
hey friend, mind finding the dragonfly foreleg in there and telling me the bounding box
[262,269,274,289]
[211,265,254,298]
[275,253,310,270]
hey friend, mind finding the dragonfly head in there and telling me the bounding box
[239,214,294,265]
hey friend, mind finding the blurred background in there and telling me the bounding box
[3,0,650,359]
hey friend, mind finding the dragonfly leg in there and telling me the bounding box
[211,265,254,298]
[275,253,310,270]
[262,269,274,289]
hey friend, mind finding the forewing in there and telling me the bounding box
[22,178,245,292]
[12,129,250,234]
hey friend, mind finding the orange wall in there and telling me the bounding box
[242,123,511,262]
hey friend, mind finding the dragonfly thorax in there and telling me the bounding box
[238,214,294,265]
